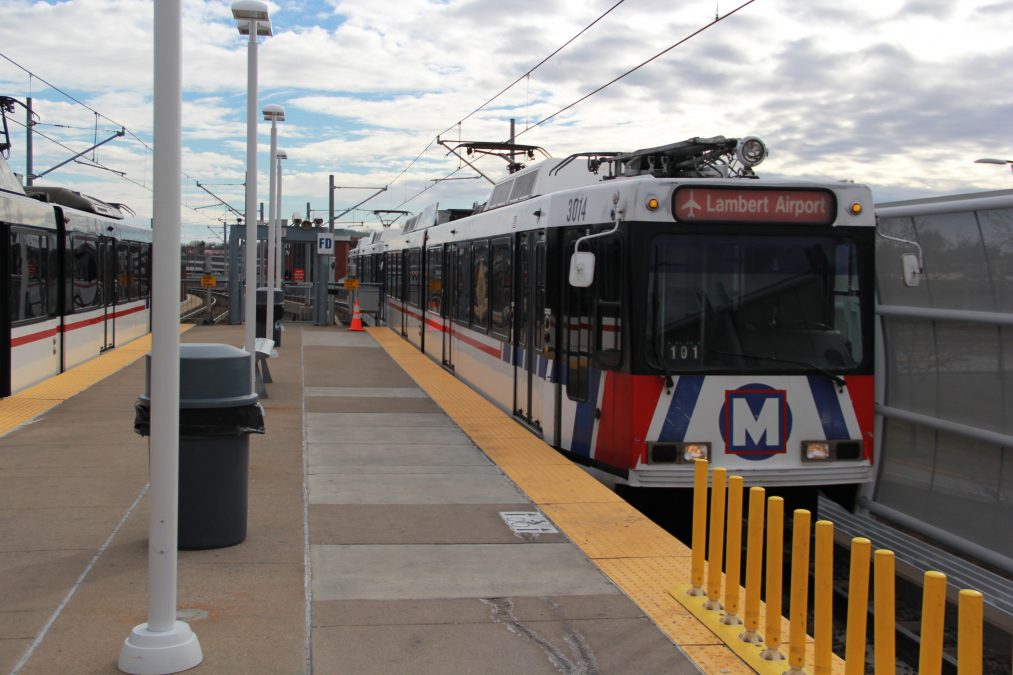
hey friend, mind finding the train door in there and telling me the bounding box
[441,243,456,369]
[513,230,545,429]
[399,250,409,337]
[99,237,116,350]
[0,224,9,397]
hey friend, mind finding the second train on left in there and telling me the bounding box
[0,153,151,397]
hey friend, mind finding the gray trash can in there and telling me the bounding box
[256,287,284,345]
[134,343,265,549]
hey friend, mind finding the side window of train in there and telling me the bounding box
[565,229,592,401]
[69,235,101,311]
[116,242,129,302]
[454,242,471,324]
[595,236,623,367]
[426,246,442,314]
[490,237,511,340]
[137,244,151,298]
[10,227,57,322]
[471,239,490,333]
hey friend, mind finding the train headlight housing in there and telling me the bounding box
[648,441,710,463]
[683,443,710,462]
[736,136,767,168]
[803,441,832,461]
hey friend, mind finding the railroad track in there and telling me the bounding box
[181,290,229,324]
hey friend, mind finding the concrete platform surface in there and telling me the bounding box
[0,324,702,674]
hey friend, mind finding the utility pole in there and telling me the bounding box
[25,97,33,186]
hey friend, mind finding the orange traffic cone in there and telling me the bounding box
[349,299,364,331]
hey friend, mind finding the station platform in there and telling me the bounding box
[0,323,770,674]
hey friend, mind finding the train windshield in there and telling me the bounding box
[645,233,868,373]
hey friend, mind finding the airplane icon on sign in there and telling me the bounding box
[681,190,702,218]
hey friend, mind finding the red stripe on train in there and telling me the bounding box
[11,304,148,347]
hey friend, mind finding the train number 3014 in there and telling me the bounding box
[566,196,588,223]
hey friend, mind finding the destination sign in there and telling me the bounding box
[672,187,835,225]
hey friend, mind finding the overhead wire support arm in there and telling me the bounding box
[33,127,125,180]
[331,185,387,224]
[195,180,243,219]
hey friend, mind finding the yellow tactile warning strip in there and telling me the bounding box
[0,326,193,438]
[370,327,849,674]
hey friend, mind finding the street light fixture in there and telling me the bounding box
[974,157,1013,173]
[263,105,284,346]
[232,0,270,384]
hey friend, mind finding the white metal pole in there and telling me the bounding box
[265,121,277,343]
[119,1,202,670]
[275,158,284,289]
[243,22,258,384]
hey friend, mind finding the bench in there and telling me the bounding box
[254,337,275,399]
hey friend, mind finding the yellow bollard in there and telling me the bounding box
[814,520,834,675]
[844,537,871,675]
[721,475,744,625]
[705,467,727,610]
[761,496,785,661]
[874,549,896,675]
[919,571,947,675]
[787,509,812,674]
[958,589,983,675]
[740,486,765,643]
[688,459,708,596]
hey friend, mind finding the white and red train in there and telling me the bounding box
[0,155,150,397]
[351,136,876,503]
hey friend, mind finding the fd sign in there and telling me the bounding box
[673,187,835,225]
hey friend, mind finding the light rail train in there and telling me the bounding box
[0,155,151,397]
[351,136,876,505]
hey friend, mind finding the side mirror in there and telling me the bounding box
[901,253,921,287]
[569,251,595,288]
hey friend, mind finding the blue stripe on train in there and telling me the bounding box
[807,375,849,439]
[658,375,705,442]
[570,370,602,458]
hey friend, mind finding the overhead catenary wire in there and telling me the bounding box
[386,0,758,216]
[515,0,758,138]
[382,1,629,222]
[0,51,230,224]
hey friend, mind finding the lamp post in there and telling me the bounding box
[275,150,287,289]
[263,105,284,346]
[975,157,1013,174]
[118,2,202,671]
[232,0,271,384]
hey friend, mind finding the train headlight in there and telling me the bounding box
[646,197,660,211]
[849,202,863,215]
[683,443,710,461]
[803,441,832,461]
[736,136,767,168]
[648,442,710,463]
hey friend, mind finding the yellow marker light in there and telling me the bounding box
[647,197,660,210]
[804,441,832,460]
[683,443,709,461]
[849,202,863,215]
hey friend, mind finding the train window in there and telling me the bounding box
[490,237,511,340]
[70,235,101,311]
[426,246,442,314]
[595,237,623,366]
[10,227,57,322]
[471,240,490,332]
[408,248,421,307]
[137,244,151,298]
[454,242,471,323]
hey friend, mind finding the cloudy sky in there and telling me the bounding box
[0,0,1011,242]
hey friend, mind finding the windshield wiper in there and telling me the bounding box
[709,349,847,389]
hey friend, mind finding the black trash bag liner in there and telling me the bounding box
[134,401,266,438]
